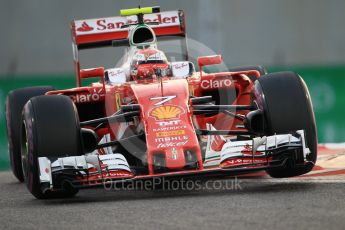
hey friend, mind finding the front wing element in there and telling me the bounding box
[219,130,310,168]
[38,130,310,191]
[38,154,133,190]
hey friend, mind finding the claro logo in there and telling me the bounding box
[200,79,232,89]
[69,88,105,103]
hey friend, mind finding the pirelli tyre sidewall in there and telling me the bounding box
[254,71,317,178]
[21,95,81,199]
[5,86,55,182]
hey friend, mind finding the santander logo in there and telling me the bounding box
[76,22,94,32]
[74,11,180,35]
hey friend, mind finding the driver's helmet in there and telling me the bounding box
[130,48,170,80]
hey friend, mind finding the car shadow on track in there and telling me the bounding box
[36,179,317,205]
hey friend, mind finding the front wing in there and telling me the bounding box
[38,130,311,191]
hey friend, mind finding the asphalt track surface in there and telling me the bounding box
[1,147,345,230]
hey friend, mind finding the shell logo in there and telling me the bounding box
[150,105,183,120]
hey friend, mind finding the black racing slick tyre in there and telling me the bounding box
[5,86,55,182]
[21,95,82,199]
[254,72,317,178]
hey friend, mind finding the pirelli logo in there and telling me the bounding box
[156,130,185,137]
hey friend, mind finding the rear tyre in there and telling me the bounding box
[21,95,82,199]
[254,72,317,177]
[5,86,55,182]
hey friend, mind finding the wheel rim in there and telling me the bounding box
[21,121,29,180]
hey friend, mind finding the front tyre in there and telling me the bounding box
[21,95,82,199]
[5,86,55,182]
[254,72,317,177]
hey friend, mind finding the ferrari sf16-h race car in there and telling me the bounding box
[5,6,317,199]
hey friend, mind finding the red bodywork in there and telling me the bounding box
[48,70,260,178]
[46,10,266,184]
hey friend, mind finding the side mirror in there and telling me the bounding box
[80,67,105,79]
[171,61,195,78]
[198,55,222,78]
[79,67,105,92]
[198,55,222,68]
[106,68,127,84]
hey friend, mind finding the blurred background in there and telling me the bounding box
[1,0,345,169]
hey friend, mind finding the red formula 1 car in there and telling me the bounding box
[5,6,317,199]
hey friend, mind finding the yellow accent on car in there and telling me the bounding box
[115,93,121,111]
[150,105,183,120]
[120,6,159,16]
[156,130,185,137]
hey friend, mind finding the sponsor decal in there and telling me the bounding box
[171,61,190,78]
[108,68,124,78]
[147,52,164,61]
[70,88,104,103]
[156,130,185,137]
[107,171,132,177]
[76,22,94,32]
[156,120,181,126]
[157,141,188,148]
[153,125,187,132]
[173,62,189,69]
[225,158,266,166]
[155,135,189,148]
[222,158,242,166]
[107,68,127,84]
[150,105,183,120]
[76,18,125,35]
[128,13,178,25]
[75,11,180,35]
[155,135,188,143]
[115,92,121,111]
[95,19,125,31]
[201,79,232,89]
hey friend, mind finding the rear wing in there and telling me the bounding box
[71,10,187,86]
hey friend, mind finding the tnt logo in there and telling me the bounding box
[156,120,181,126]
